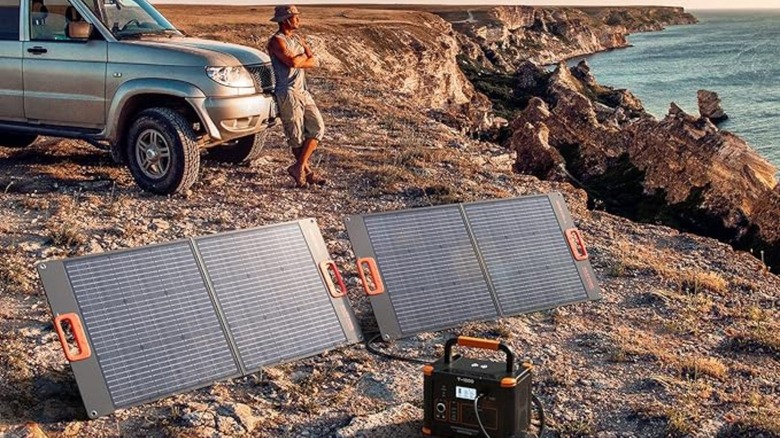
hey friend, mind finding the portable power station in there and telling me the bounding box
[423,337,532,438]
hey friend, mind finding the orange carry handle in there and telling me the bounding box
[54,313,91,362]
[565,228,589,261]
[319,261,347,298]
[458,336,501,351]
[444,336,514,373]
[357,257,385,296]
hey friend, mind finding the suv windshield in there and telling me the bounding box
[79,0,180,39]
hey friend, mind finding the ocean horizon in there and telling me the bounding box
[571,10,780,174]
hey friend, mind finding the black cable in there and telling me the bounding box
[364,334,431,365]
[531,393,546,437]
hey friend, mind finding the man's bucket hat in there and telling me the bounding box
[271,5,300,22]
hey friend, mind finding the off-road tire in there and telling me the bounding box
[0,132,38,148]
[206,131,267,164]
[126,107,200,195]
[109,142,125,164]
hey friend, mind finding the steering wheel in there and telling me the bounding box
[119,19,141,31]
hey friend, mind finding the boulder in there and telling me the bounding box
[516,60,547,90]
[510,122,565,180]
[698,89,729,124]
[571,60,597,86]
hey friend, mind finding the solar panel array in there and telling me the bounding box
[38,220,361,418]
[346,193,601,340]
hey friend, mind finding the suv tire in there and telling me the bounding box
[206,131,267,164]
[0,133,38,148]
[126,108,200,195]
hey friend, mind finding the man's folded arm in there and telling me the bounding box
[269,36,318,69]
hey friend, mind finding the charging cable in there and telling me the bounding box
[474,394,492,438]
[474,393,546,438]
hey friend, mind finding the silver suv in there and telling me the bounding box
[0,0,277,194]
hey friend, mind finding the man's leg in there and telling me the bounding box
[278,92,307,186]
[297,137,318,176]
[301,93,327,185]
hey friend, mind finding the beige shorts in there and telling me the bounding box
[276,89,325,149]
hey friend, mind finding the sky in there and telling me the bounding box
[154,0,780,9]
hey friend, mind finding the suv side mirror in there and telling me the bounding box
[66,21,92,40]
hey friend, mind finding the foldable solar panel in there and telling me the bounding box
[345,193,600,340]
[37,219,361,418]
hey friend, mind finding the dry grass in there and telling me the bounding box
[610,239,730,296]
[46,221,87,248]
[632,402,699,437]
[19,196,51,211]
[0,249,36,294]
[556,418,596,437]
[678,270,728,295]
[394,146,448,167]
[678,356,728,381]
[722,408,780,437]
[365,165,414,188]
[421,184,460,205]
[612,326,675,364]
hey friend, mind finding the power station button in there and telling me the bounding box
[436,402,446,414]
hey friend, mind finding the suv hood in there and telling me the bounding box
[126,37,270,66]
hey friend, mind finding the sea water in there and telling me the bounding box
[572,10,780,171]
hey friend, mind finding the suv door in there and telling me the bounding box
[0,0,24,121]
[23,0,107,129]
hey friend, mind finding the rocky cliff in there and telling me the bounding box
[509,61,780,271]
[435,6,697,70]
[181,7,489,119]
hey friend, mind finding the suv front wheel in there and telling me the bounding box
[126,108,200,195]
[0,132,38,148]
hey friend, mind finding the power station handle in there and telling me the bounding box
[54,313,92,362]
[320,261,347,298]
[565,228,589,261]
[444,336,514,373]
[357,257,385,296]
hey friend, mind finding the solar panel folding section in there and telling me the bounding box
[345,193,600,340]
[37,219,361,419]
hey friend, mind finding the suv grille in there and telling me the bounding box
[247,63,275,94]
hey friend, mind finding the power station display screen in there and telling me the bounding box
[456,386,477,400]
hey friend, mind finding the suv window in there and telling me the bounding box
[81,0,178,39]
[30,0,90,41]
[0,1,20,41]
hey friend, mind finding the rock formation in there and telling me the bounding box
[435,6,697,71]
[509,61,780,270]
[698,89,729,124]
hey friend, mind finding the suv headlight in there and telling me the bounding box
[205,66,254,88]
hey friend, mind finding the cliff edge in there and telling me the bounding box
[509,60,780,271]
[434,6,697,70]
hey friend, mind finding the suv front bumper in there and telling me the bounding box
[188,93,277,144]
